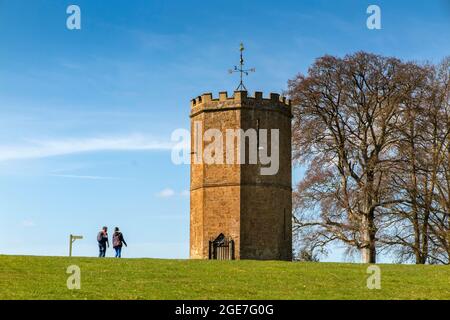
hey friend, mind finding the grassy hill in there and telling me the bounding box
[0,255,448,300]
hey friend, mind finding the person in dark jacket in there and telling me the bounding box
[97,226,109,257]
[112,227,127,258]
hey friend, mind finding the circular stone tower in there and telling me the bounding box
[190,90,292,260]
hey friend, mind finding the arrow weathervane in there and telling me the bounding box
[228,43,255,91]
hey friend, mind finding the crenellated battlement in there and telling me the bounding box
[190,91,291,109]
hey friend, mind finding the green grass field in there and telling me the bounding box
[0,255,448,300]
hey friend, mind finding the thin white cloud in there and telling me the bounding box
[49,174,120,180]
[156,188,176,198]
[21,219,35,227]
[156,188,189,198]
[0,135,173,162]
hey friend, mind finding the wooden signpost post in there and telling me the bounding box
[69,234,83,257]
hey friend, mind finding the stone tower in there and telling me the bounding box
[190,91,292,260]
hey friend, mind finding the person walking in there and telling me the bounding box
[112,227,127,258]
[97,226,109,257]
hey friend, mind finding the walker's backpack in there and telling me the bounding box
[113,232,122,247]
[97,232,103,243]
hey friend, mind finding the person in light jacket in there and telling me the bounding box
[97,226,109,258]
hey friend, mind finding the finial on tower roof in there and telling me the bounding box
[228,42,255,91]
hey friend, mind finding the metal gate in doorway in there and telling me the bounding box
[208,233,235,260]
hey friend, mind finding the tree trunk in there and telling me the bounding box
[361,167,377,264]
[361,212,377,263]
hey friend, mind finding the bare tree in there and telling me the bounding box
[381,58,450,264]
[289,53,450,264]
[383,62,438,263]
[428,58,450,264]
[288,52,412,263]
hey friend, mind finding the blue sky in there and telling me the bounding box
[0,0,448,260]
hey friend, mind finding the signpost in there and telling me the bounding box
[69,234,83,257]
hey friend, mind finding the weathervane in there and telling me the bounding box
[228,43,255,91]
